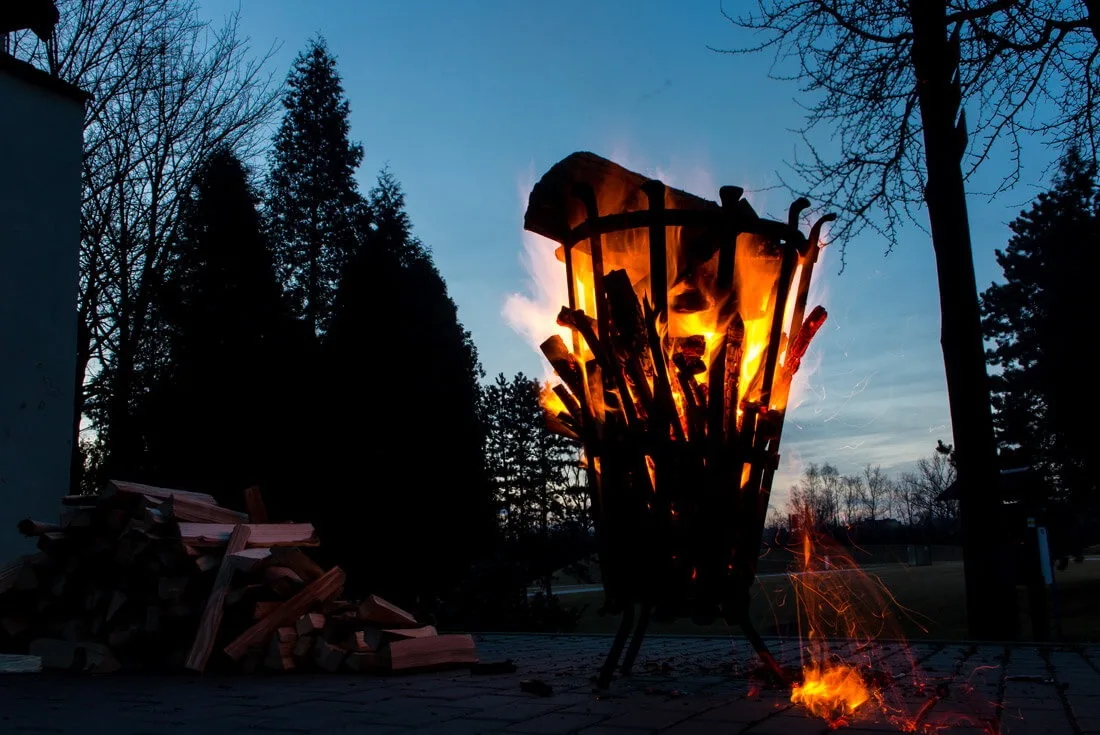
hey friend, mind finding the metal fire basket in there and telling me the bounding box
[525,152,832,688]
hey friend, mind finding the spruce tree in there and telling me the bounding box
[140,148,304,506]
[267,36,364,336]
[322,168,493,611]
[982,147,1100,510]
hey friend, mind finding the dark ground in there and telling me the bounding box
[2,634,1099,734]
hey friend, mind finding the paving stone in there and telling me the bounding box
[503,712,607,733]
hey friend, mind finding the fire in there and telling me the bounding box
[792,665,871,722]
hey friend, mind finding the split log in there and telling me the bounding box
[539,334,585,401]
[158,576,188,601]
[342,629,383,652]
[184,524,251,673]
[177,523,318,548]
[17,519,62,537]
[263,566,304,597]
[105,480,217,506]
[313,638,347,672]
[359,595,418,627]
[226,548,272,572]
[195,555,220,573]
[163,495,248,524]
[29,638,120,673]
[60,495,99,506]
[292,635,314,660]
[385,625,437,639]
[269,548,325,582]
[252,600,280,620]
[242,485,269,523]
[223,567,345,661]
[723,315,746,438]
[389,634,478,671]
[294,612,326,637]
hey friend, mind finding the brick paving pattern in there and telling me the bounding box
[1,634,1098,734]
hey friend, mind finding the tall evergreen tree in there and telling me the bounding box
[982,148,1100,511]
[138,148,305,506]
[267,36,364,336]
[321,168,493,611]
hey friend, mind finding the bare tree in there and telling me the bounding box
[862,464,891,524]
[841,473,866,526]
[893,472,920,528]
[8,0,280,482]
[717,0,1083,639]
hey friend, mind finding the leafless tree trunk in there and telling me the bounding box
[862,464,890,524]
[909,0,1016,638]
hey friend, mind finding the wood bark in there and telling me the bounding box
[910,0,1018,640]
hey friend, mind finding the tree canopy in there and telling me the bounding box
[982,147,1100,508]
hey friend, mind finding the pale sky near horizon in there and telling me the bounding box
[198,0,1063,503]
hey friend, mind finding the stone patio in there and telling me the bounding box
[2,634,1099,734]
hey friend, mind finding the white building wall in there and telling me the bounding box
[0,62,84,563]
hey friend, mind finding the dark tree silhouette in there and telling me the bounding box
[982,148,1100,513]
[320,168,493,613]
[481,373,588,597]
[135,149,305,508]
[6,0,280,491]
[267,36,365,336]
[714,0,1100,639]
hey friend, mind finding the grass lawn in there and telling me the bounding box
[565,559,1100,642]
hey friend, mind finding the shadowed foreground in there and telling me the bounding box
[1,634,1098,734]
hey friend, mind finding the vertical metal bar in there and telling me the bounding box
[759,243,799,407]
[717,186,743,291]
[571,183,610,349]
[641,181,668,316]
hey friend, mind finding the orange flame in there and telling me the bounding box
[792,665,870,722]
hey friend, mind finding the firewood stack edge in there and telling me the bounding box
[0,480,478,675]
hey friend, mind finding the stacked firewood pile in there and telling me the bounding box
[0,480,477,674]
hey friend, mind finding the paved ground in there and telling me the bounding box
[2,634,1099,734]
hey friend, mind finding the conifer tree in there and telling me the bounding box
[267,36,364,336]
[322,168,493,610]
[140,148,304,505]
[982,148,1100,510]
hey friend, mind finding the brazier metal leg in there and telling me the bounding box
[739,616,792,686]
[620,603,652,675]
[597,604,635,689]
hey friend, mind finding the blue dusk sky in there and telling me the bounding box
[198,0,1060,499]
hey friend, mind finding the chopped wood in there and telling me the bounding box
[17,519,62,537]
[223,567,345,661]
[295,612,326,637]
[269,548,325,582]
[292,636,314,660]
[313,638,347,672]
[341,629,383,652]
[177,523,318,548]
[0,654,42,674]
[163,495,249,524]
[226,548,272,572]
[184,524,251,673]
[29,638,120,674]
[359,595,418,628]
[389,634,478,672]
[264,566,304,589]
[242,485,269,523]
[195,555,220,573]
[60,509,93,528]
[385,625,438,639]
[60,494,99,506]
[252,600,280,620]
[105,479,218,506]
